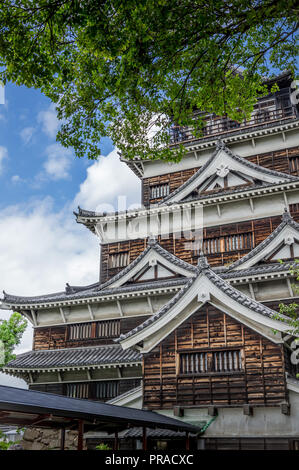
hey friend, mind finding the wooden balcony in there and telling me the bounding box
[169,105,297,145]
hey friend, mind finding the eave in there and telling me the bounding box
[120,118,299,179]
[75,179,299,227]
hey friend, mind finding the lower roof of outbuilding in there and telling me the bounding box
[0,385,200,434]
[3,344,142,373]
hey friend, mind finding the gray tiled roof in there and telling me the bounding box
[2,276,188,306]
[221,261,296,280]
[228,209,299,271]
[2,239,194,305]
[158,140,298,205]
[99,238,197,291]
[3,345,142,371]
[117,254,281,343]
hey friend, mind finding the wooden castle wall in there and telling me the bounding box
[143,305,288,410]
[142,146,299,206]
[100,210,299,282]
[33,315,149,351]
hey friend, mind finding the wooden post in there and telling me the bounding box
[186,432,190,451]
[77,420,84,451]
[60,428,65,450]
[114,431,119,450]
[142,427,147,450]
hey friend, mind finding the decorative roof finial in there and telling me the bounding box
[282,206,292,223]
[216,139,226,150]
[147,234,157,247]
[197,251,209,271]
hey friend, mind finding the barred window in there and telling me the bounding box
[289,156,299,174]
[180,350,243,374]
[65,381,119,400]
[68,320,120,340]
[108,252,129,268]
[150,184,170,199]
[66,383,89,399]
[68,322,93,340]
[96,320,120,338]
[94,381,119,399]
[201,232,252,255]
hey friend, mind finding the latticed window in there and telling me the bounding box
[66,383,89,399]
[93,381,119,399]
[108,251,129,268]
[180,349,243,374]
[201,232,252,255]
[150,183,170,199]
[68,322,93,340]
[68,320,120,340]
[96,320,120,338]
[289,156,299,174]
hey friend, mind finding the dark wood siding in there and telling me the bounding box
[100,211,299,282]
[143,305,287,409]
[33,316,149,350]
[142,146,299,206]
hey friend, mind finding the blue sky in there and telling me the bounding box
[0,83,114,211]
[0,83,141,388]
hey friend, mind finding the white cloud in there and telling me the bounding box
[74,149,141,211]
[20,126,35,145]
[0,197,99,387]
[43,143,73,180]
[37,103,59,138]
[0,146,8,174]
[0,147,141,387]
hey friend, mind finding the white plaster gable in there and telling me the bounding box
[100,241,197,290]
[159,141,296,204]
[119,258,290,353]
[229,213,299,271]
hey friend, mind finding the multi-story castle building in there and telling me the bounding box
[2,71,299,450]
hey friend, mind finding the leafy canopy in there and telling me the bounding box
[0,0,298,161]
[0,312,27,366]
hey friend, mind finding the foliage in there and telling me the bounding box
[0,429,23,451]
[0,313,27,366]
[95,442,112,450]
[0,1,298,161]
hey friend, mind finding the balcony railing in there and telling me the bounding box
[169,105,297,145]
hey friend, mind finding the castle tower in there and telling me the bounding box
[2,71,299,449]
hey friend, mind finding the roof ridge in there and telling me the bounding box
[228,209,299,271]
[118,256,281,343]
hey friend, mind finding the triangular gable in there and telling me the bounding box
[118,255,290,353]
[159,140,297,205]
[228,209,299,271]
[100,238,197,290]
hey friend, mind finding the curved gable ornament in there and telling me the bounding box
[158,140,298,205]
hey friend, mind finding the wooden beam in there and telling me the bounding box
[77,420,84,451]
[87,304,94,320]
[59,307,66,323]
[142,427,147,450]
[29,414,51,426]
[185,432,190,451]
[114,431,119,451]
[60,428,66,450]
[30,309,37,326]
[116,300,124,317]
